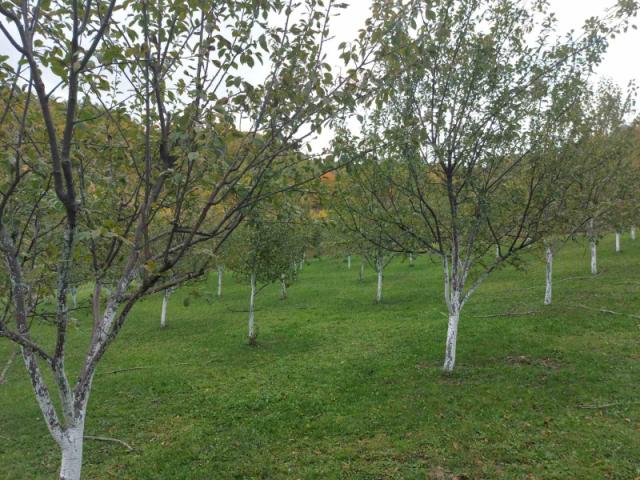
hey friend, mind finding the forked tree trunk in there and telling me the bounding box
[359,258,364,282]
[217,265,223,298]
[248,272,257,345]
[347,255,351,269]
[632,226,637,240]
[160,289,170,328]
[615,232,621,253]
[375,254,383,303]
[544,244,553,306]
[280,273,287,300]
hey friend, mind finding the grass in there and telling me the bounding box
[0,235,639,479]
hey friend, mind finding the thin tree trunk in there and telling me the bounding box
[615,232,621,253]
[70,287,77,309]
[217,265,223,298]
[589,219,597,275]
[544,244,553,305]
[375,254,383,303]
[409,253,414,267]
[280,273,287,300]
[0,349,18,385]
[248,272,257,345]
[347,255,351,269]
[632,226,636,240]
[160,289,169,328]
[443,294,461,373]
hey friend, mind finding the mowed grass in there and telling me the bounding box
[0,236,639,479]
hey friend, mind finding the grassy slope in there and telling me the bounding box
[0,236,638,479]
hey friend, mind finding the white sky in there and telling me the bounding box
[329,0,640,87]
[0,0,637,151]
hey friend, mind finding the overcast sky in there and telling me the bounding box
[330,0,640,88]
[1,1,637,151]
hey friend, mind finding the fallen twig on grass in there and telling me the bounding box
[99,366,151,375]
[474,310,540,318]
[99,362,191,375]
[85,435,134,451]
[0,349,18,385]
[577,401,640,409]
[569,303,640,320]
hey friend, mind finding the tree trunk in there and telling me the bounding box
[359,258,364,282]
[443,298,461,373]
[588,220,597,275]
[248,272,257,345]
[544,245,553,306]
[0,349,18,385]
[347,255,351,269]
[59,424,85,480]
[217,265,223,298]
[375,254,383,303]
[280,273,287,300]
[632,226,636,240]
[615,232,621,253]
[70,287,77,309]
[160,289,169,328]
[409,253,414,267]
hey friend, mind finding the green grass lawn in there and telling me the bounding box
[1,236,639,479]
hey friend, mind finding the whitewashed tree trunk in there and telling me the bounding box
[409,253,414,267]
[70,287,77,309]
[615,232,621,253]
[160,289,169,328]
[59,422,85,480]
[631,226,636,240]
[359,259,364,282]
[496,245,500,259]
[248,272,257,345]
[217,265,223,298]
[588,219,597,275]
[443,289,461,373]
[375,254,383,303]
[544,244,553,306]
[347,255,351,269]
[280,273,287,300]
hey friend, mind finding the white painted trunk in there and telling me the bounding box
[59,426,84,480]
[544,246,553,306]
[409,253,414,267]
[248,272,256,345]
[591,240,597,275]
[280,273,287,300]
[632,226,636,240]
[496,245,500,259]
[443,308,460,373]
[376,256,383,303]
[347,255,351,269]
[615,232,621,253]
[217,265,223,297]
[160,289,169,328]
